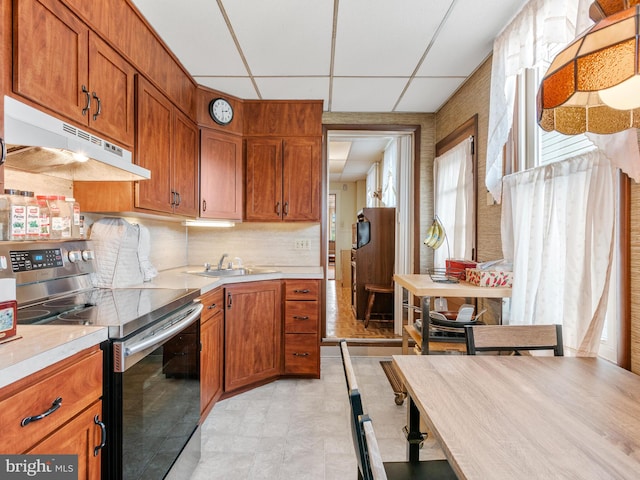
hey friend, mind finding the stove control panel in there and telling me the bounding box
[10,248,64,271]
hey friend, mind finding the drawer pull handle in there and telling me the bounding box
[294,289,310,294]
[21,397,62,427]
[94,415,107,456]
[208,303,217,310]
[293,315,309,320]
[293,352,310,357]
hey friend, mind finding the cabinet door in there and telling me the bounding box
[172,108,199,216]
[245,138,283,221]
[201,312,223,419]
[28,401,104,480]
[200,129,243,220]
[88,33,135,147]
[224,281,282,392]
[283,138,321,221]
[135,76,173,213]
[14,0,89,124]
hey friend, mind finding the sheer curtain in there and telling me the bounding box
[433,138,474,269]
[501,150,616,355]
[486,0,581,201]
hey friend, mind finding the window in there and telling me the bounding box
[433,116,478,269]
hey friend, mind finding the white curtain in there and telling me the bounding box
[433,138,474,269]
[501,150,616,355]
[381,139,398,207]
[482,0,640,202]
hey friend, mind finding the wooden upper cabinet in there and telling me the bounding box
[13,0,135,147]
[136,76,198,216]
[283,137,321,221]
[200,128,243,220]
[245,138,283,221]
[136,76,173,213]
[13,0,89,125]
[172,108,199,216]
[245,137,320,222]
[87,34,135,146]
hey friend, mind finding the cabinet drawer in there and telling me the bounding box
[284,334,319,376]
[0,349,103,453]
[199,288,224,322]
[285,280,319,300]
[284,301,319,333]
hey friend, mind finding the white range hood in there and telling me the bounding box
[3,96,151,181]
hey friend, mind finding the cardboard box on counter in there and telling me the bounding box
[465,268,513,288]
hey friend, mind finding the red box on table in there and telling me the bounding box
[445,259,477,280]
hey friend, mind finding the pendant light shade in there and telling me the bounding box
[538,3,640,134]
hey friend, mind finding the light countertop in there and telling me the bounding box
[1,265,324,389]
[135,265,325,294]
[0,325,109,389]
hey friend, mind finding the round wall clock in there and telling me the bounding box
[209,98,234,125]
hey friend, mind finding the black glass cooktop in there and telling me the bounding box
[18,288,200,339]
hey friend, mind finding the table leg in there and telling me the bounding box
[420,296,431,355]
[405,396,421,461]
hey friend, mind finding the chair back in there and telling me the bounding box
[465,324,564,356]
[339,340,371,479]
[361,414,388,480]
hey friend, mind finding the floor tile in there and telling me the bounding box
[192,355,446,479]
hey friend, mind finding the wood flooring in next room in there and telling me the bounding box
[325,278,399,340]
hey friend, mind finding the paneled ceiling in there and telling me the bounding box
[131,0,529,180]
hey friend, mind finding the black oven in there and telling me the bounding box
[106,299,203,480]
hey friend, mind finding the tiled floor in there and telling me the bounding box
[192,353,446,480]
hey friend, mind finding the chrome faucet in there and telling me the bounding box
[217,253,229,270]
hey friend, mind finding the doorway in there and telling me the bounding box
[323,126,418,342]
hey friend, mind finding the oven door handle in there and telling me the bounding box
[124,302,203,357]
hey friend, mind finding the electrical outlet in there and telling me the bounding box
[294,239,310,250]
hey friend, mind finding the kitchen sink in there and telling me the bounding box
[187,267,280,278]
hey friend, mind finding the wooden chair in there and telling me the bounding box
[364,283,394,328]
[464,324,564,356]
[339,340,458,480]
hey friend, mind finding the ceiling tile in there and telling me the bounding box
[396,77,466,112]
[331,77,409,112]
[194,77,259,99]
[222,0,334,76]
[131,0,247,76]
[333,0,453,76]
[417,0,529,77]
[254,77,329,107]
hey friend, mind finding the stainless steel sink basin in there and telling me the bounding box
[187,267,279,278]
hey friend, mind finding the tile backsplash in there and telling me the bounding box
[84,214,321,271]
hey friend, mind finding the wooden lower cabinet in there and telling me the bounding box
[28,401,103,480]
[200,288,224,420]
[0,346,105,480]
[224,280,282,392]
[283,279,320,377]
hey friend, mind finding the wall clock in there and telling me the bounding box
[209,98,234,125]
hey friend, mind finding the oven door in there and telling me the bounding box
[106,301,203,480]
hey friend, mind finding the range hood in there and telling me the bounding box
[3,96,151,181]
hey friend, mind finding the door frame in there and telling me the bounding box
[321,124,421,340]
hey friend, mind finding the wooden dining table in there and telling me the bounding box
[392,354,640,479]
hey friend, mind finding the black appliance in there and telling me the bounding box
[2,240,203,480]
[352,212,370,249]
